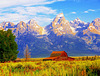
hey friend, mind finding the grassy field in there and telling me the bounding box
[0,56,100,76]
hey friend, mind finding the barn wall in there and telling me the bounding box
[60,52,68,57]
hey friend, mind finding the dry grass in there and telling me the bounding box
[0,56,100,76]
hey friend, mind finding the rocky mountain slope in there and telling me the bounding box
[82,18,100,52]
[0,13,100,58]
[45,13,75,36]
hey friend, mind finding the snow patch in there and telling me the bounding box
[42,28,47,35]
[89,26,95,30]
[20,25,25,29]
[55,23,57,25]
[70,26,78,33]
[57,27,63,31]
[75,18,82,23]
[77,26,82,28]
[57,13,64,18]
[77,19,81,22]
[75,19,77,21]
[6,23,8,25]
[70,21,74,23]
[59,31,63,34]
[35,25,39,28]
[20,25,23,27]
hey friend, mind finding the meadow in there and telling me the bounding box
[0,56,100,76]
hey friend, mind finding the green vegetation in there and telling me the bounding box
[0,29,19,62]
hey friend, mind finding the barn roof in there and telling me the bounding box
[50,51,67,57]
[51,51,65,53]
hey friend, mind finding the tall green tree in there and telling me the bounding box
[0,29,19,62]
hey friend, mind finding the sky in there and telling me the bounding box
[0,0,100,26]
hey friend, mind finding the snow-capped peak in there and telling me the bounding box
[94,18,100,22]
[27,19,36,24]
[75,18,81,22]
[52,13,65,25]
[56,13,64,18]
[71,18,84,24]
[30,19,35,23]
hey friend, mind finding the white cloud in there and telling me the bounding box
[88,9,95,11]
[33,16,53,26]
[0,13,28,24]
[0,13,53,26]
[84,11,88,13]
[25,6,56,15]
[0,5,57,26]
[71,12,76,14]
[0,0,65,8]
[0,0,65,26]
[84,9,95,13]
[7,6,57,15]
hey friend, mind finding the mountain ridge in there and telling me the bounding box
[0,13,100,58]
[0,13,99,37]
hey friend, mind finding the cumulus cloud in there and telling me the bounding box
[0,13,28,24]
[12,6,57,15]
[84,11,88,13]
[0,5,57,26]
[0,0,65,8]
[0,0,65,26]
[84,9,95,13]
[33,16,53,26]
[0,10,54,26]
[0,13,53,26]
[88,9,95,11]
[71,12,76,14]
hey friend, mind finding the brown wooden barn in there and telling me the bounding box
[43,51,74,61]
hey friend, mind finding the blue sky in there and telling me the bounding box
[0,0,100,26]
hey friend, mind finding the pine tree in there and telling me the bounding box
[0,29,19,62]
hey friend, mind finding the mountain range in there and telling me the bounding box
[0,13,100,58]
